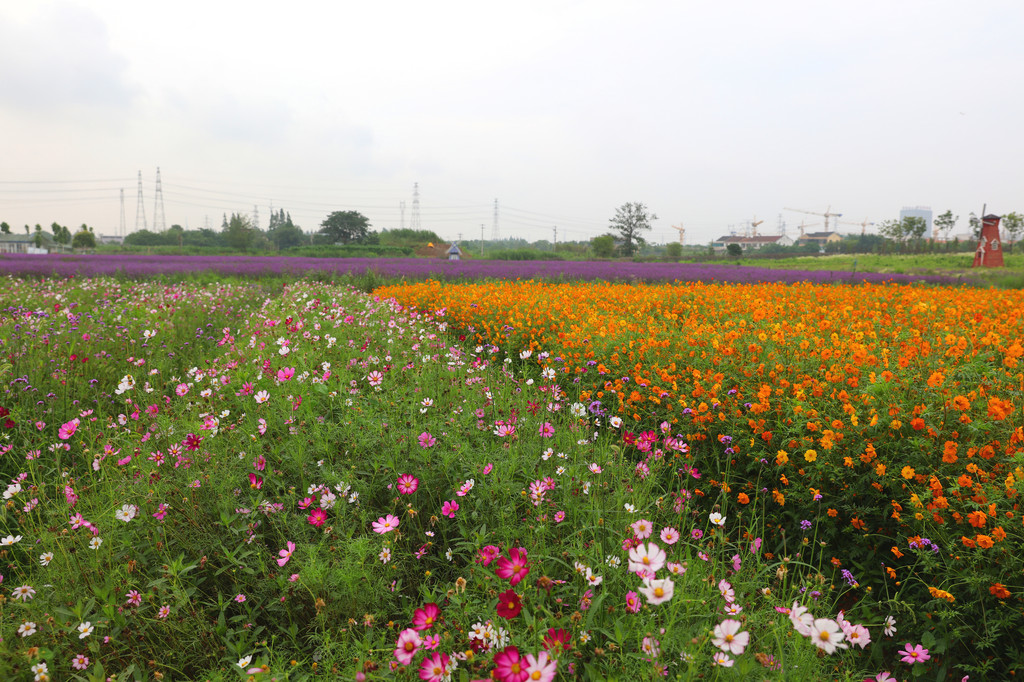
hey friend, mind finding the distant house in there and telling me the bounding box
[796,231,843,249]
[712,234,794,253]
[447,242,462,261]
[0,231,72,254]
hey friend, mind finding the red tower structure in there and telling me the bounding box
[972,214,1004,268]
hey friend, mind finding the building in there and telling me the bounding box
[796,231,843,249]
[900,206,933,239]
[712,234,794,253]
[0,231,73,254]
[446,242,463,261]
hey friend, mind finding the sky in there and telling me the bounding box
[1,1,1022,246]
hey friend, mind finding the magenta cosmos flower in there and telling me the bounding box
[899,643,931,664]
[495,547,530,586]
[412,602,441,631]
[418,432,436,448]
[397,474,419,495]
[476,545,501,566]
[372,514,400,534]
[417,651,451,682]
[441,500,459,518]
[493,646,529,682]
[307,508,327,527]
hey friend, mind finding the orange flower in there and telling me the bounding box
[990,583,1011,599]
[927,371,945,388]
[975,534,994,549]
[901,466,916,480]
[961,536,977,548]
[827,508,838,518]
[891,546,904,559]
[737,492,750,505]
[886,567,897,579]
[851,517,866,531]
[928,586,956,602]
[942,441,958,464]
[967,511,987,528]
[952,395,971,411]
[992,526,1006,542]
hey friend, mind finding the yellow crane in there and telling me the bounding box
[837,218,875,235]
[671,223,685,245]
[749,217,764,237]
[784,206,843,232]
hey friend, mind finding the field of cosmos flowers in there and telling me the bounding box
[0,264,1021,681]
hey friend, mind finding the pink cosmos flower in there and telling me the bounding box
[441,500,459,518]
[248,473,262,490]
[638,577,675,605]
[482,463,493,475]
[125,589,142,607]
[397,474,419,494]
[659,527,680,545]
[493,646,529,682]
[538,422,554,438]
[58,418,79,440]
[625,591,641,613]
[524,650,557,682]
[554,511,565,523]
[899,643,931,664]
[412,602,441,631]
[372,514,400,534]
[628,542,666,575]
[495,547,530,586]
[307,508,327,527]
[422,634,440,650]
[712,619,749,655]
[418,431,436,448]
[630,518,653,539]
[277,541,296,566]
[417,652,451,682]
[394,627,421,665]
[71,654,90,670]
[476,545,501,566]
[234,593,246,603]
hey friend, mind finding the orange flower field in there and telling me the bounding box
[378,279,1024,662]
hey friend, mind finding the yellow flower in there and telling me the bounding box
[804,449,818,463]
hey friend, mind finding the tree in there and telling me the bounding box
[0,222,9,234]
[318,211,372,245]
[934,210,957,242]
[968,213,982,239]
[726,243,743,258]
[268,210,305,251]
[224,213,254,252]
[1002,212,1024,252]
[609,202,656,257]
[72,228,96,249]
[665,242,683,261]
[591,234,616,258]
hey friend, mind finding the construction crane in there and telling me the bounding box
[784,206,843,232]
[671,223,685,245]
[838,218,875,235]
[796,221,819,239]
[749,217,764,237]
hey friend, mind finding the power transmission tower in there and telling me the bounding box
[252,205,260,230]
[134,171,147,232]
[119,189,126,237]
[152,167,165,232]
[411,183,421,230]
[492,198,499,241]
[400,201,406,229]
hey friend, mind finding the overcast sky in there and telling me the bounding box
[1,1,1021,245]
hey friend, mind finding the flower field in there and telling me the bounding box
[0,253,964,286]
[0,273,1020,681]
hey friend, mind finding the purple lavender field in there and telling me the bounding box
[0,253,963,285]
